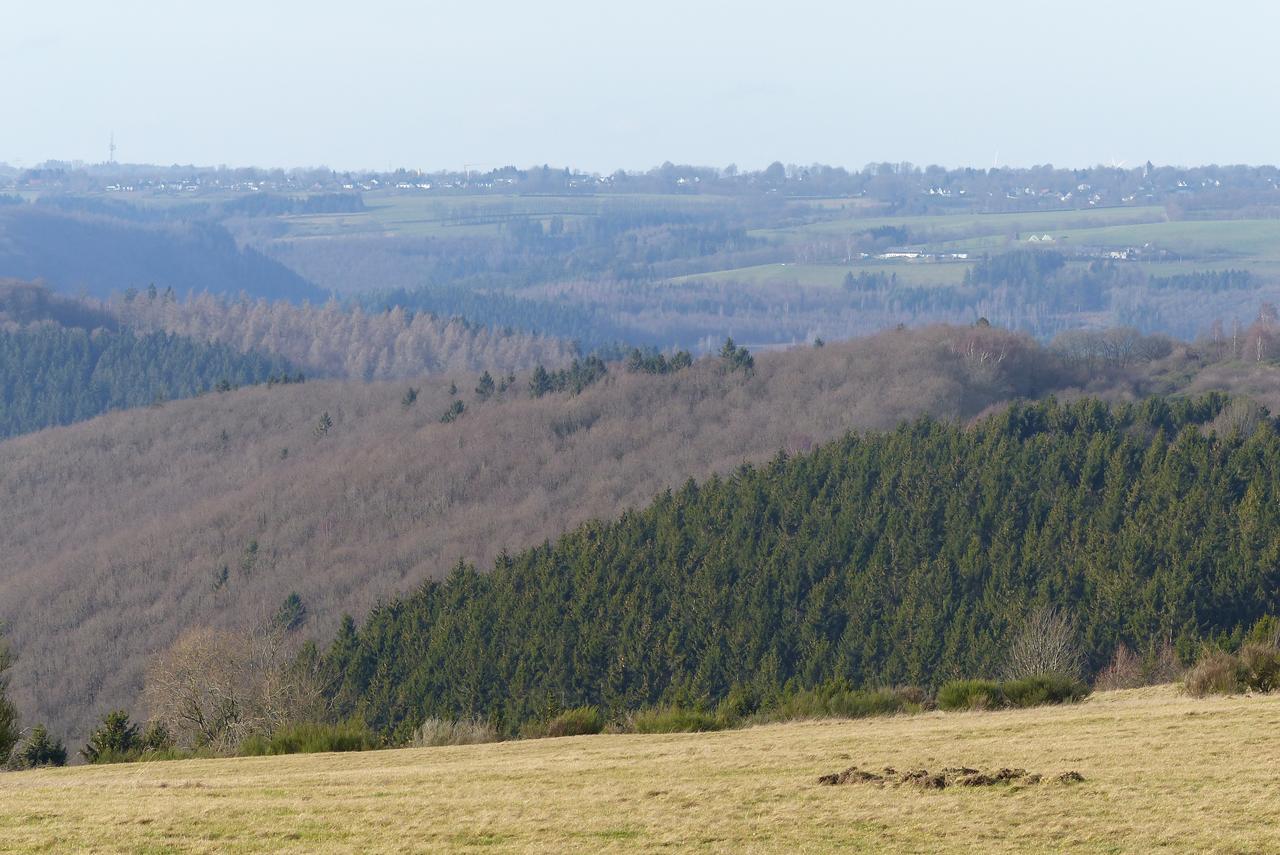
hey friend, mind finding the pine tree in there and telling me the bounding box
[529,365,552,398]
[275,593,308,633]
[313,411,333,439]
[15,725,66,768]
[80,710,141,764]
[475,371,495,400]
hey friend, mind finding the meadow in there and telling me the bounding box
[2,686,1277,852]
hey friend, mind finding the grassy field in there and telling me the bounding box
[274,191,743,239]
[753,205,1168,244]
[2,685,1278,853]
[672,260,973,289]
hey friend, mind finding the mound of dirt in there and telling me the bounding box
[817,765,1082,790]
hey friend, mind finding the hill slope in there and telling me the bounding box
[0,206,326,303]
[1,686,1277,853]
[0,326,1073,741]
[0,325,298,439]
[325,394,1280,737]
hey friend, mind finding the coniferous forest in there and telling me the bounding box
[0,326,297,438]
[324,395,1280,738]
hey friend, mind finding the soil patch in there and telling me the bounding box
[817,765,1082,790]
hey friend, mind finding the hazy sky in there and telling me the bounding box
[3,0,1278,173]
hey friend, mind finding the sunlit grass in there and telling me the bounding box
[2,685,1278,852]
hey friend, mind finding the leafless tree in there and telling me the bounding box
[1003,606,1083,681]
[143,624,324,752]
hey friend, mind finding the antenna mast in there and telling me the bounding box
[109,132,117,164]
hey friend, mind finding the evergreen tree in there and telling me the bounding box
[15,725,67,768]
[529,365,552,398]
[274,593,308,633]
[80,710,141,764]
[321,394,1280,740]
[475,371,496,400]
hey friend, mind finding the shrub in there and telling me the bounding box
[411,717,498,747]
[1001,674,1089,707]
[626,706,723,734]
[1094,643,1145,691]
[1184,650,1242,697]
[759,685,925,723]
[13,725,67,768]
[937,679,1003,711]
[544,706,605,738]
[1238,644,1280,693]
[1245,615,1280,649]
[239,721,377,756]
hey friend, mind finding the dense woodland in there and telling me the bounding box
[0,324,1135,743]
[0,325,297,438]
[111,289,576,379]
[325,395,1280,737]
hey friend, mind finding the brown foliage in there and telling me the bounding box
[143,625,324,752]
[111,291,575,379]
[0,323,1263,744]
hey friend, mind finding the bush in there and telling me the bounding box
[1238,644,1280,693]
[411,717,498,747]
[759,685,925,723]
[1094,643,1145,691]
[937,679,1003,711]
[239,722,377,756]
[544,706,605,738]
[13,725,67,768]
[1184,650,1242,697]
[626,706,723,734]
[1001,674,1089,708]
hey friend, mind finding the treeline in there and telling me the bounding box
[322,394,1280,739]
[0,279,117,330]
[22,161,1280,213]
[113,290,578,379]
[0,325,297,438]
[360,285,631,352]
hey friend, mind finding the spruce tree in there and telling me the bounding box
[81,710,140,764]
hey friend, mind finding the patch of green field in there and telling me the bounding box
[273,192,742,239]
[754,206,1167,245]
[672,261,973,289]
[938,219,1280,261]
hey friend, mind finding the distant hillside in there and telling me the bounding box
[112,290,578,379]
[0,325,1091,742]
[326,395,1279,738]
[4,323,1277,744]
[0,206,326,302]
[0,324,298,439]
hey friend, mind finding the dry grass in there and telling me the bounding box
[2,686,1278,853]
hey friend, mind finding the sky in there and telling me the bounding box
[2,0,1279,174]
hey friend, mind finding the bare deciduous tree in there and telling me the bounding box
[1003,606,1083,681]
[143,625,324,752]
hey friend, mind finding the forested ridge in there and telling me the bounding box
[0,325,297,439]
[325,394,1280,738]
